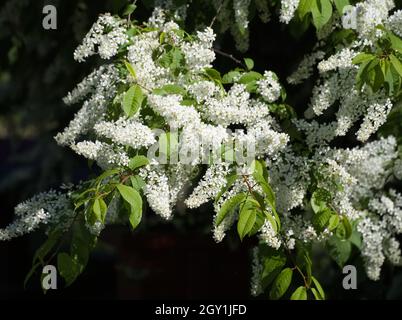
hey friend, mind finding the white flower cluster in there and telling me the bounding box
[294,66,393,147]
[127,31,168,90]
[250,247,263,296]
[74,13,128,62]
[182,27,216,71]
[185,163,230,209]
[71,140,130,169]
[317,48,357,73]
[257,71,282,103]
[233,0,251,31]
[56,65,120,146]
[5,4,402,290]
[94,117,156,149]
[352,0,395,39]
[0,190,74,241]
[356,98,393,142]
[139,165,173,219]
[260,220,282,249]
[231,0,251,51]
[280,0,300,24]
[287,51,325,85]
[387,9,402,37]
[285,0,402,151]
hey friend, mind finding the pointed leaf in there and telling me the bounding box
[122,84,143,117]
[215,193,247,226]
[290,286,307,300]
[269,268,293,300]
[244,58,254,70]
[117,184,143,229]
[390,54,402,78]
[237,202,257,240]
[312,276,325,299]
[128,155,149,171]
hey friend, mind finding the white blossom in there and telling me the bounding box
[94,118,156,149]
[74,13,128,62]
[280,0,300,24]
[257,71,282,103]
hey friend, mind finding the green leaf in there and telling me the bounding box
[252,160,276,208]
[249,211,265,236]
[388,31,402,54]
[261,248,287,289]
[124,61,136,79]
[311,287,323,300]
[350,228,362,249]
[70,221,97,273]
[310,189,327,214]
[356,59,372,90]
[341,216,352,239]
[33,229,63,265]
[95,168,121,190]
[237,201,257,241]
[265,211,279,234]
[252,159,269,181]
[328,214,340,231]
[311,276,325,299]
[258,179,276,207]
[369,64,385,92]
[122,4,136,16]
[241,71,264,82]
[215,171,238,203]
[129,155,149,171]
[25,230,63,288]
[158,47,184,72]
[93,198,107,222]
[117,184,143,229]
[311,0,333,30]
[238,71,263,87]
[205,68,222,82]
[153,84,187,96]
[290,286,308,300]
[334,0,350,15]
[295,242,312,286]
[352,53,375,65]
[327,236,352,267]
[244,58,254,70]
[130,175,146,191]
[57,252,80,287]
[122,84,143,117]
[222,71,241,84]
[390,54,402,78]
[24,262,42,289]
[269,268,293,300]
[312,209,331,232]
[298,0,314,19]
[385,63,396,95]
[215,192,247,226]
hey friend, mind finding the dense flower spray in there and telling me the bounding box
[2,1,402,300]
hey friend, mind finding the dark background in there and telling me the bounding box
[1,0,402,299]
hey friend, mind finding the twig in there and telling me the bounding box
[214,48,245,67]
[209,0,225,28]
[243,174,310,288]
[127,0,138,24]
